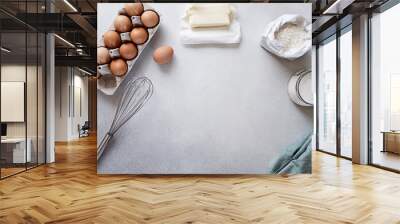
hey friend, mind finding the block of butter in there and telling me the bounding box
[186,4,235,28]
[189,13,230,28]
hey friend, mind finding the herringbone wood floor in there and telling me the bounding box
[1,135,400,224]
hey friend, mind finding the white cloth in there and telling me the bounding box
[260,14,311,60]
[180,4,241,45]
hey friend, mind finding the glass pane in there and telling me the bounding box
[38,32,46,165]
[0,1,46,178]
[1,30,27,177]
[27,31,38,169]
[318,37,337,154]
[371,4,400,171]
[26,0,40,169]
[340,29,352,158]
[390,75,400,130]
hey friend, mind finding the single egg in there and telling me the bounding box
[103,31,121,49]
[124,3,144,16]
[97,47,111,65]
[130,27,149,45]
[141,10,159,28]
[153,46,174,65]
[119,42,138,60]
[114,15,132,33]
[110,59,128,77]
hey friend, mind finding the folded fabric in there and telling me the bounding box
[180,4,241,45]
[267,133,312,174]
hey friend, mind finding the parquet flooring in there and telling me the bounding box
[1,135,400,223]
[1,167,26,178]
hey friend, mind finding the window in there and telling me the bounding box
[0,1,47,179]
[390,74,400,131]
[317,36,337,154]
[316,26,353,159]
[370,2,400,171]
[340,28,352,158]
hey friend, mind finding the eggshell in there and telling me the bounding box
[130,27,149,45]
[97,47,111,65]
[124,3,144,16]
[103,31,121,49]
[114,15,132,33]
[110,59,128,77]
[153,46,174,65]
[119,42,138,60]
[141,10,159,28]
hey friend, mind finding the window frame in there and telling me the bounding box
[315,24,353,161]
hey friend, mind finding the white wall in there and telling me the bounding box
[54,66,69,141]
[54,67,89,141]
[1,64,46,163]
[1,65,26,135]
[72,73,89,137]
[1,65,41,138]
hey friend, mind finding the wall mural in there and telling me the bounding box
[97,3,313,174]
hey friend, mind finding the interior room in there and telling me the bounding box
[54,66,95,142]
[0,0,400,223]
[0,23,46,178]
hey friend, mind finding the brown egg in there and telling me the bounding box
[141,10,160,28]
[130,27,149,45]
[124,3,144,16]
[97,47,111,65]
[119,43,138,60]
[110,59,128,77]
[153,46,174,65]
[114,15,132,33]
[103,31,121,49]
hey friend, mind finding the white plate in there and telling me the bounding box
[288,70,313,107]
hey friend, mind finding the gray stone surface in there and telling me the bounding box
[97,3,313,174]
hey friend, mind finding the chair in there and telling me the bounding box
[78,121,90,138]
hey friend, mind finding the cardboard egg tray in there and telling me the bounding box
[97,4,160,95]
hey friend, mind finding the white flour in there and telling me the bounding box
[275,23,307,51]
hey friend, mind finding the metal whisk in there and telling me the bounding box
[97,76,154,160]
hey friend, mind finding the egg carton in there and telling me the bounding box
[97,4,160,95]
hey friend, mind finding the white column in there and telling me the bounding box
[352,14,369,164]
[46,33,55,163]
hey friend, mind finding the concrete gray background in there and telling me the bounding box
[97,3,313,174]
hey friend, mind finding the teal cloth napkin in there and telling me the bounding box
[267,134,312,174]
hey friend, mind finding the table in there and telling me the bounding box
[97,3,313,174]
[1,138,31,164]
[382,131,400,154]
